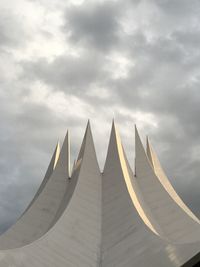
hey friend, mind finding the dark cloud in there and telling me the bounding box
[64,1,124,51]
[154,0,200,17]
[21,53,107,92]
[0,0,200,234]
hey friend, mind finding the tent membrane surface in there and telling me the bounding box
[0,121,199,267]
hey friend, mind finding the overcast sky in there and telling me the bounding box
[0,0,200,233]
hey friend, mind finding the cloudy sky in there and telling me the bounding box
[0,0,200,233]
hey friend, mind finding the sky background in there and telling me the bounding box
[0,0,200,233]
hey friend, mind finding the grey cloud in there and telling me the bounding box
[0,10,28,48]
[0,0,200,233]
[154,0,200,17]
[22,54,107,92]
[171,29,200,64]
[64,1,124,51]
[0,95,87,233]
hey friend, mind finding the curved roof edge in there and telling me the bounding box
[146,137,200,224]
[135,126,200,244]
[0,132,70,249]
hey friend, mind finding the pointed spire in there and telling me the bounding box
[135,124,140,142]
[135,125,156,177]
[103,119,119,172]
[135,125,143,157]
[146,136,154,168]
[112,118,115,126]
[103,122,160,242]
[71,159,76,176]
[86,119,91,131]
[22,142,61,214]
[104,119,132,176]
[53,142,60,169]
[55,131,70,177]
[146,137,200,224]
[75,119,100,179]
[135,126,150,163]
[45,142,61,177]
[111,118,117,135]
[105,119,126,165]
[112,118,117,131]
[135,125,144,152]
[146,137,159,171]
[41,142,61,185]
[77,120,93,161]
